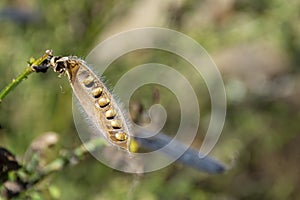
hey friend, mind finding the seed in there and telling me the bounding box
[91,87,102,98]
[110,120,122,128]
[83,76,94,87]
[105,109,116,119]
[115,132,127,141]
[97,97,110,107]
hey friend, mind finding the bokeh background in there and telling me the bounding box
[0,0,299,199]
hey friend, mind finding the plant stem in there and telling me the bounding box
[0,52,50,103]
[20,138,106,189]
[42,138,106,175]
[0,67,33,103]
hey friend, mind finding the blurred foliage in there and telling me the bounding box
[0,0,300,199]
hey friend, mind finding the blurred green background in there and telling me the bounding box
[0,0,300,199]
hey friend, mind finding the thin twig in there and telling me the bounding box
[0,51,50,103]
[30,138,106,185]
[1,138,106,198]
[41,138,106,175]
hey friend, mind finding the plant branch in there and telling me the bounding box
[0,51,50,103]
[41,138,106,176]
[1,138,107,198]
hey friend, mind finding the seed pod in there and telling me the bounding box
[48,55,131,151]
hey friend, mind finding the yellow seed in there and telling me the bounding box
[129,138,139,153]
[115,132,127,141]
[111,120,122,128]
[105,109,116,119]
[83,76,94,87]
[98,97,110,107]
[91,87,102,98]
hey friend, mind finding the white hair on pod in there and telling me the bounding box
[49,54,132,152]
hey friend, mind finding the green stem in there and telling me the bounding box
[0,67,33,102]
[42,138,106,175]
[6,138,106,198]
[0,51,50,103]
[14,138,106,190]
